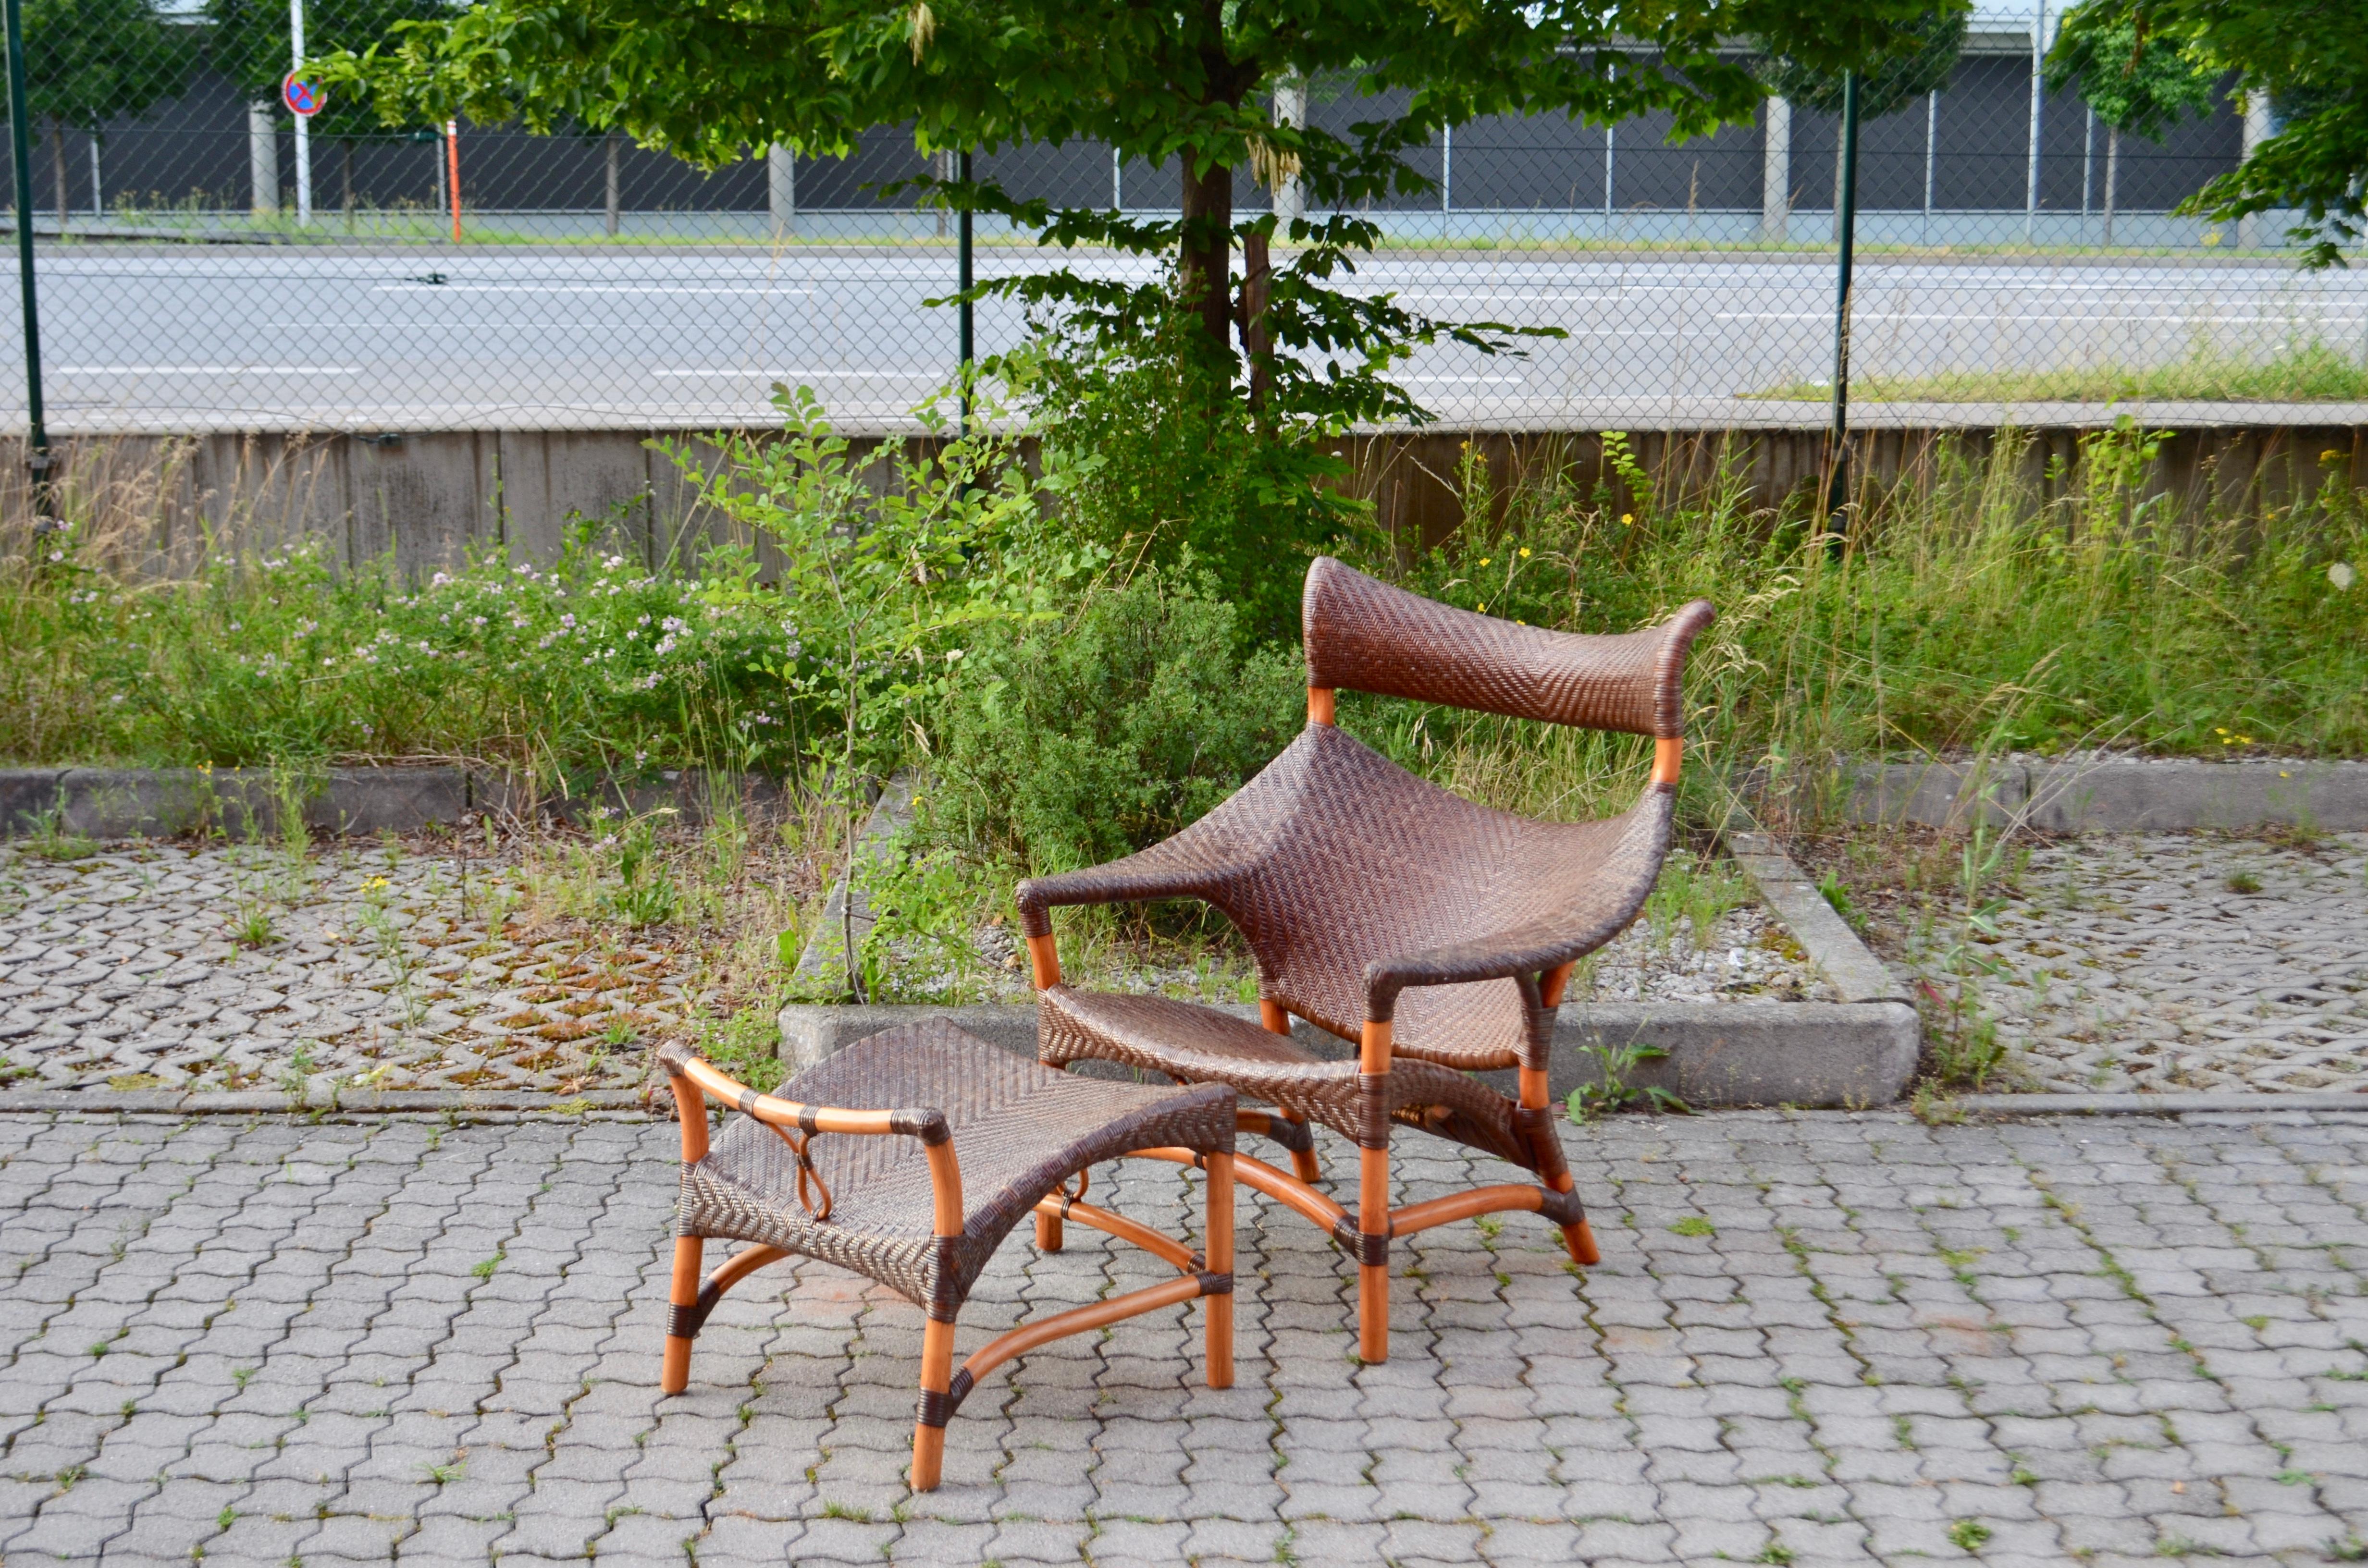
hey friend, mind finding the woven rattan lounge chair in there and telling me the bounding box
[656,1020,1237,1490]
[1015,557,1714,1363]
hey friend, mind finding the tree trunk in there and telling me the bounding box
[341,140,355,229]
[1179,157,1234,357]
[50,120,68,231]
[1238,228,1272,411]
[2102,125,2119,249]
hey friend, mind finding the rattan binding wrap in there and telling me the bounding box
[663,1024,1234,1322]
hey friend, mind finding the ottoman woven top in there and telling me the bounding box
[668,1019,1234,1317]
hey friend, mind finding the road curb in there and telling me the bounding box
[1953,1090,2368,1116]
[0,1088,649,1117]
[1838,756,2368,833]
[0,766,801,839]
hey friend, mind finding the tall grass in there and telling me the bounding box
[1339,424,2368,825]
[3,423,2362,827]
[1754,340,2368,404]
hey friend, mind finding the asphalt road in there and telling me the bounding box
[9,246,2364,431]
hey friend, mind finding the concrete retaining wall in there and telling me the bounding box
[8,418,2363,578]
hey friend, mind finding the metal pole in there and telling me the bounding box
[1923,90,1938,245]
[1603,123,1614,229]
[957,149,973,433]
[290,0,311,226]
[444,119,460,240]
[3,0,51,525]
[2024,0,2046,245]
[1825,71,1860,531]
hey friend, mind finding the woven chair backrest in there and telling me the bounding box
[1301,556,1711,740]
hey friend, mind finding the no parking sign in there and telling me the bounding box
[282,72,324,117]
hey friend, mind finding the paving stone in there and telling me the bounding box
[1848,831,2368,1093]
[0,1104,2360,1565]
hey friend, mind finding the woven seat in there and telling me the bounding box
[656,1020,1236,1490]
[1016,557,1714,1363]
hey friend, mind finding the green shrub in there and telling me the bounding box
[926,566,1304,875]
[0,521,799,775]
[1011,312,1369,642]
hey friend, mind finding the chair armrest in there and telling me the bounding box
[659,1042,950,1142]
[656,1042,962,1232]
[1012,838,1250,939]
[1359,916,1623,1024]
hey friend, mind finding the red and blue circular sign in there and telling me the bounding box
[282,73,324,117]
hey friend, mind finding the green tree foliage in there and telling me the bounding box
[209,0,445,137]
[207,0,445,213]
[1764,4,1967,121]
[327,0,1938,429]
[22,0,195,220]
[2046,3,2216,138]
[2064,0,2365,266]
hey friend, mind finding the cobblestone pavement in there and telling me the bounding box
[1932,833,2368,1095]
[3,1109,2365,1567]
[0,844,692,1097]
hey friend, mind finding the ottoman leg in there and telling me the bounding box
[911,1317,956,1492]
[661,1236,703,1394]
[1035,1211,1063,1251]
[1204,1152,1234,1390]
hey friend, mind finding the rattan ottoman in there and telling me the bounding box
[655,1020,1238,1490]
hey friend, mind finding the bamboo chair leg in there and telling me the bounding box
[1258,1006,1324,1186]
[1035,1211,1064,1251]
[911,1317,956,1492]
[1357,1142,1390,1364]
[661,1235,703,1394]
[1562,1210,1602,1267]
[1282,1116,1321,1185]
[1205,1152,1234,1389]
[1521,1065,1599,1267]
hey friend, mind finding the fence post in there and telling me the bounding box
[2238,92,2269,250]
[247,101,278,216]
[2023,0,2047,245]
[3,0,51,527]
[767,144,795,240]
[1825,71,1859,533]
[1761,97,1789,244]
[1272,78,1304,228]
[957,149,973,433]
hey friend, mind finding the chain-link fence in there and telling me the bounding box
[3,2,2363,435]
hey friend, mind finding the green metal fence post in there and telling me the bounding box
[3,0,52,527]
[957,148,974,435]
[1824,70,1860,536]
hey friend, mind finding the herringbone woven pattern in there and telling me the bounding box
[1302,557,1714,738]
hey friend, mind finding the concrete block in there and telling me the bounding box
[0,769,69,832]
[314,769,469,834]
[1842,760,2026,830]
[1838,756,2368,833]
[776,998,1917,1110]
[2022,758,2368,833]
